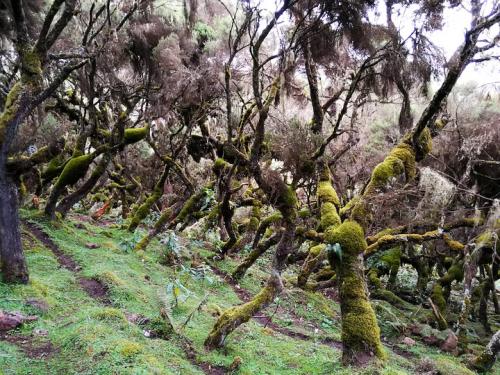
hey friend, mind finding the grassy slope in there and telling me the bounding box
[0,210,496,375]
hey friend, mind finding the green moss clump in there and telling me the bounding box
[364,142,417,196]
[317,180,340,207]
[431,284,446,312]
[247,200,262,231]
[325,220,367,256]
[98,128,111,140]
[298,208,310,218]
[213,158,230,174]
[92,307,126,322]
[99,271,125,286]
[417,127,432,156]
[339,196,359,217]
[368,268,382,289]
[310,244,326,257]
[443,235,464,251]
[379,247,401,284]
[475,225,500,249]
[262,212,282,226]
[127,190,162,232]
[317,171,341,235]
[435,118,447,130]
[115,339,143,357]
[440,261,464,285]
[91,192,108,202]
[146,316,174,339]
[177,190,205,222]
[0,82,23,143]
[54,154,94,189]
[320,202,341,230]
[41,154,67,180]
[434,357,475,375]
[21,48,42,79]
[297,243,327,287]
[124,127,148,144]
[277,186,298,219]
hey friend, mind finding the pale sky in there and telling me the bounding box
[388,1,500,86]
[256,0,499,88]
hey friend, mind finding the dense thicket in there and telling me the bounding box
[1,0,499,369]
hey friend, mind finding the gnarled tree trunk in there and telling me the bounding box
[0,172,28,283]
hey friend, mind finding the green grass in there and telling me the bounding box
[0,209,497,374]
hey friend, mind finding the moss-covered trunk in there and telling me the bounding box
[205,271,282,348]
[134,187,208,252]
[297,244,326,287]
[134,205,176,252]
[56,153,112,217]
[45,153,95,219]
[206,183,297,348]
[472,329,500,372]
[327,220,385,365]
[127,164,170,232]
[232,232,280,280]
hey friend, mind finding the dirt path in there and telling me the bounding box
[0,331,57,359]
[23,221,111,304]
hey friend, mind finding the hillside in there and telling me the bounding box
[1,210,497,375]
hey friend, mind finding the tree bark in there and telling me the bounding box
[0,172,28,283]
[472,330,500,372]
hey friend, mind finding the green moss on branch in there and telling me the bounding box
[124,126,148,144]
[205,274,282,348]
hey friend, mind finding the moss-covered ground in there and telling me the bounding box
[0,210,498,374]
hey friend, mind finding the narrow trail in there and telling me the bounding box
[23,220,111,304]
[21,220,224,375]
[208,262,343,350]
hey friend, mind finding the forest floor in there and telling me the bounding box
[0,209,498,375]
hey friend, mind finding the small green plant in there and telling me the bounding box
[160,231,182,255]
[159,231,183,265]
[166,278,192,308]
[321,317,335,329]
[180,264,215,285]
[205,229,224,250]
[118,231,142,252]
[326,243,342,263]
[193,21,215,43]
[143,211,160,227]
[200,187,216,211]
